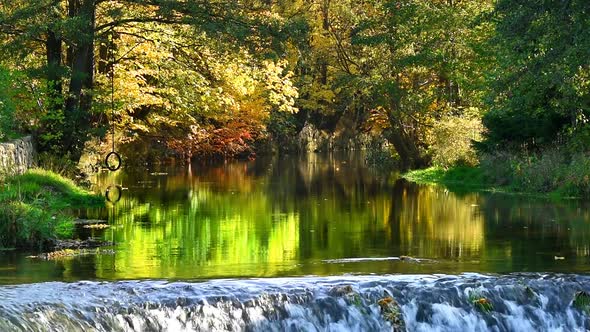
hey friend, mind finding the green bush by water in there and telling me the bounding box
[403,149,590,198]
[0,169,104,249]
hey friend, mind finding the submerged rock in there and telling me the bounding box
[83,224,110,229]
[74,219,108,225]
[27,248,115,260]
[53,238,113,250]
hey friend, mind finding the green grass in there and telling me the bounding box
[403,166,487,189]
[402,166,576,199]
[0,169,104,250]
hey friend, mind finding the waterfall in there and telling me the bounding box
[1,274,588,331]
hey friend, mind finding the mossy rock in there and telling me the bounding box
[573,291,590,313]
[378,295,406,331]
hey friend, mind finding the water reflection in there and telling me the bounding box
[1,153,590,283]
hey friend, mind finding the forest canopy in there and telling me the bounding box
[1,0,589,175]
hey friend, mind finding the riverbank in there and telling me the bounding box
[0,169,104,250]
[402,165,586,199]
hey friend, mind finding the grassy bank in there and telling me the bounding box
[403,166,487,188]
[403,164,589,199]
[0,169,104,250]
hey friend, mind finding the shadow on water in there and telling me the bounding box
[1,152,590,284]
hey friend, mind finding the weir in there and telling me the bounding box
[0,274,588,331]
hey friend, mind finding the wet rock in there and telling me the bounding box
[83,224,110,229]
[377,295,405,331]
[328,285,354,297]
[573,291,590,313]
[53,238,113,250]
[74,219,108,225]
[27,248,115,260]
[328,285,363,307]
[399,255,421,263]
[467,290,494,314]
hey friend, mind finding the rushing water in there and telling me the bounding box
[1,274,589,331]
[1,152,590,331]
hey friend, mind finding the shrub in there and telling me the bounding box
[480,148,590,196]
[37,152,80,180]
[0,202,73,250]
[430,115,483,168]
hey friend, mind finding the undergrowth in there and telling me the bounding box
[0,169,104,250]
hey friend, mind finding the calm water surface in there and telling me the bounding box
[1,153,590,284]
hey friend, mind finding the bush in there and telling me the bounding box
[37,152,81,180]
[480,148,590,196]
[0,202,73,250]
[430,115,483,168]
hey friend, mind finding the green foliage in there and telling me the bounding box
[0,202,69,250]
[430,113,483,168]
[267,110,301,152]
[37,152,81,180]
[406,149,590,197]
[403,166,485,189]
[1,0,294,161]
[345,0,494,169]
[0,169,104,249]
[0,67,14,141]
[0,66,31,141]
[480,149,590,196]
[481,0,590,150]
[1,0,588,173]
[0,169,103,208]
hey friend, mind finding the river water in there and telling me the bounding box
[1,153,589,331]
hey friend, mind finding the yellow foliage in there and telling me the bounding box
[430,112,484,168]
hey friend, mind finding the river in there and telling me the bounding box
[1,152,589,331]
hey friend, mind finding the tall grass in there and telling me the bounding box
[404,149,590,198]
[0,169,104,249]
[480,149,590,197]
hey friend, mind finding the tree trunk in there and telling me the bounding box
[39,1,65,153]
[386,103,426,171]
[63,0,96,160]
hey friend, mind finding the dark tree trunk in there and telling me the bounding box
[39,0,65,153]
[318,0,330,85]
[46,30,63,113]
[386,101,426,171]
[63,0,96,160]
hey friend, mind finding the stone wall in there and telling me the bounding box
[0,136,35,175]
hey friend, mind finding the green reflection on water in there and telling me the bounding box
[1,153,590,284]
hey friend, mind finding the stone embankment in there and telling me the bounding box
[0,136,35,175]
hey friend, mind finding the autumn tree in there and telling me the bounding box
[347,0,493,169]
[0,0,288,160]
